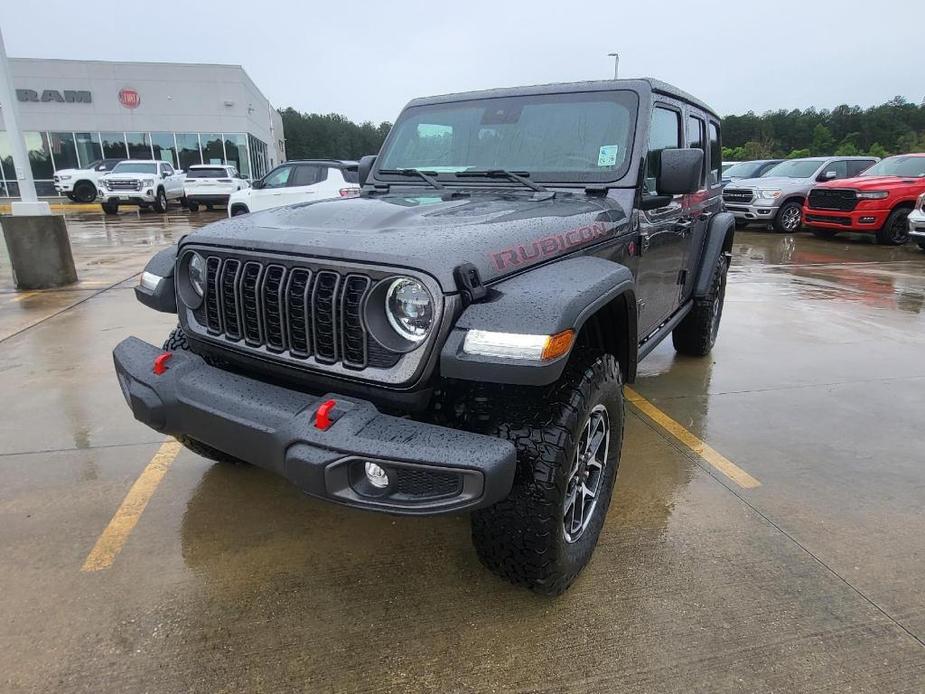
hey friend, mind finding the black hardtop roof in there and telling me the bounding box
[405,78,719,119]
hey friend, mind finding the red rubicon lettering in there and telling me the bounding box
[491,221,611,270]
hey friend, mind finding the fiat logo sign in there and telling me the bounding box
[118,88,140,109]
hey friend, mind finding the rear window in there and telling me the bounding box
[341,167,359,184]
[187,168,230,179]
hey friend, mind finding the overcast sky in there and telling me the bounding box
[2,0,923,123]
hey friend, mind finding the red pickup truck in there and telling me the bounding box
[803,154,925,245]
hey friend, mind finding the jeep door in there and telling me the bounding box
[678,116,723,302]
[636,104,690,336]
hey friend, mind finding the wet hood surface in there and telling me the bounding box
[185,191,631,289]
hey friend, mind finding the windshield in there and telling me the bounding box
[188,167,231,178]
[724,161,765,179]
[378,90,638,184]
[112,162,157,174]
[762,160,822,179]
[861,156,925,178]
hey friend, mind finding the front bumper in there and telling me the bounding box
[113,337,516,515]
[100,190,156,204]
[803,206,889,232]
[723,202,779,222]
[54,182,74,194]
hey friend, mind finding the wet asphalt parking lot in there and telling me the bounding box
[1,207,924,693]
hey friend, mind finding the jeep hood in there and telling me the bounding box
[185,191,631,289]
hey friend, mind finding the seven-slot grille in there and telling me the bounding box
[722,188,754,204]
[808,188,858,211]
[202,256,373,369]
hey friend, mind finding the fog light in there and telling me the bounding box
[860,216,876,224]
[364,462,390,489]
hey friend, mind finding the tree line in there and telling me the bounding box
[279,95,925,163]
[722,96,925,161]
[279,108,392,161]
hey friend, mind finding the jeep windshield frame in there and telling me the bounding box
[375,90,640,186]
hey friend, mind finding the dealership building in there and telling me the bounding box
[0,58,285,196]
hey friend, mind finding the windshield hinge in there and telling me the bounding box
[454,263,488,305]
[584,185,610,197]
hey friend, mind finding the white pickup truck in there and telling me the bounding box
[54,158,125,202]
[183,164,249,211]
[98,160,186,215]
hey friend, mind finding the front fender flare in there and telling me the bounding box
[134,246,177,313]
[440,255,635,386]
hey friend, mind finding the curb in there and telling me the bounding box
[0,203,100,214]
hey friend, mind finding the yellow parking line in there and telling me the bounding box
[81,438,181,572]
[9,291,40,303]
[625,387,761,489]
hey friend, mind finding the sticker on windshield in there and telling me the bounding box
[598,145,619,167]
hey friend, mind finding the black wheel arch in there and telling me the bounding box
[440,255,636,386]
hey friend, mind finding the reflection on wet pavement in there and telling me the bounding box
[1,216,925,691]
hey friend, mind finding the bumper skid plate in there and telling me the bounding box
[113,337,516,515]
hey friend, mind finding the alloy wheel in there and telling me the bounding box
[563,404,611,543]
[781,206,801,232]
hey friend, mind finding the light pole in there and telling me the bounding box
[0,23,48,214]
[608,52,620,80]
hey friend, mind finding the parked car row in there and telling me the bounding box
[724,153,925,246]
[54,158,361,216]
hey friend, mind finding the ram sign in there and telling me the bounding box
[16,89,92,104]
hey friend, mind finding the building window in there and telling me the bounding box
[175,133,202,171]
[151,132,178,167]
[49,132,80,172]
[201,133,225,165]
[126,132,153,159]
[224,134,249,177]
[101,132,128,159]
[75,133,102,168]
[25,132,53,180]
[248,134,268,179]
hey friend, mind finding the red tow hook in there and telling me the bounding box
[153,352,172,375]
[314,399,337,430]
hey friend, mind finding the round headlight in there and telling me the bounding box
[385,278,433,342]
[188,252,206,297]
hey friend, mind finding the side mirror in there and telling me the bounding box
[820,170,837,181]
[358,155,377,187]
[656,148,704,195]
[251,179,264,190]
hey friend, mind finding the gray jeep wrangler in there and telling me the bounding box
[115,78,734,595]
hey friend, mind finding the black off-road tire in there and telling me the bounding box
[467,351,624,596]
[734,219,748,229]
[153,188,168,213]
[876,207,911,246]
[101,201,119,215]
[811,228,838,239]
[73,181,97,203]
[672,253,729,356]
[162,326,244,465]
[187,201,200,212]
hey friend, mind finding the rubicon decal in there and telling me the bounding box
[490,221,610,271]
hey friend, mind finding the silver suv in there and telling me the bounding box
[722,156,877,232]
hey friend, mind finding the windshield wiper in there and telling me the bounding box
[377,168,445,190]
[455,169,547,192]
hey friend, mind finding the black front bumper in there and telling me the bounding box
[113,337,516,515]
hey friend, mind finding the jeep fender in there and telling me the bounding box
[694,211,735,298]
[440,255,635,386]
[134,245,177,313]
